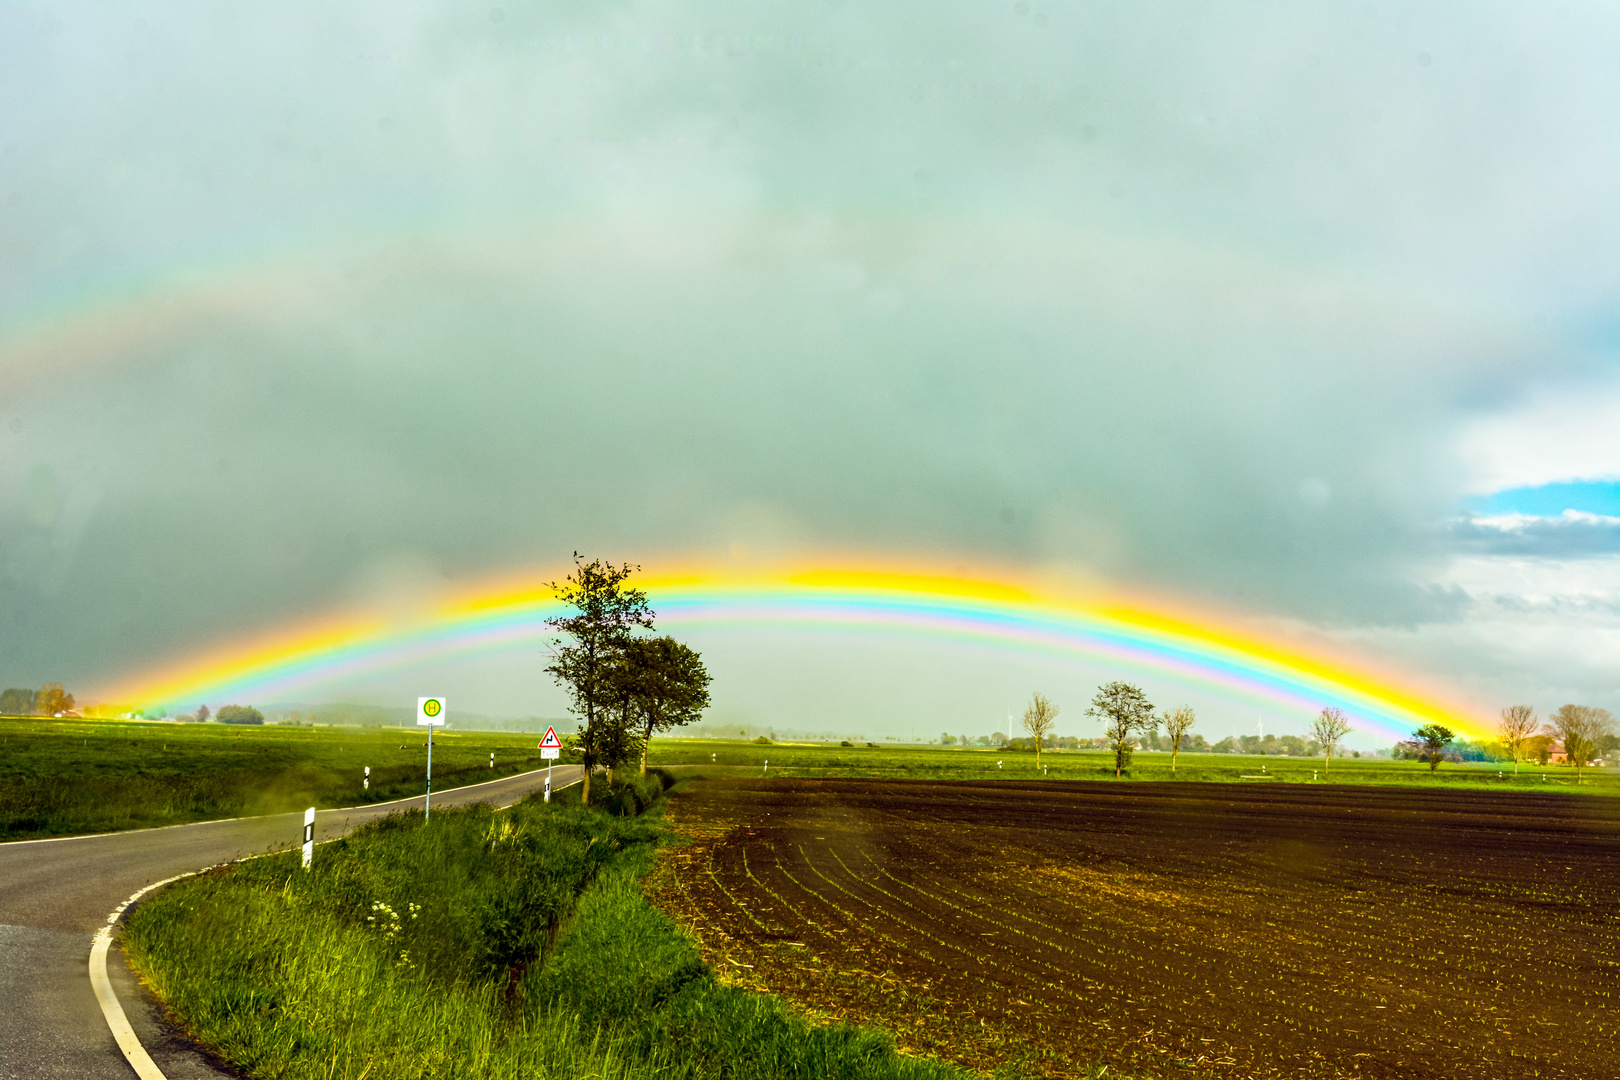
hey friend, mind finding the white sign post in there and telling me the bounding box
[418,697,446,820]
[363,765,369,790]
[539,726,562,802]
[301,807,315,870]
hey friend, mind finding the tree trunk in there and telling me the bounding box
[582,671,595,804]
[641,717,653,775]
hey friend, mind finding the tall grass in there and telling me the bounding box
[122,775,975,1080]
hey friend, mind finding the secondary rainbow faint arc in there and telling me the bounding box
[107,567,1483,742]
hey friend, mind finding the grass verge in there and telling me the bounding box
[121,772,982,1080]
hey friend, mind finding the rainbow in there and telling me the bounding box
[103,564,1486,744]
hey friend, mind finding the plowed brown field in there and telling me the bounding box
[649,777,1620,1079]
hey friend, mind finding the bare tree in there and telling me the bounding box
[1022,692,1059,771]
[1307,707,1353,776]
[1161,706,1197,773]
[1497,705,1538,776]
[1545,705,1617,783]
[1087,681,1156,778]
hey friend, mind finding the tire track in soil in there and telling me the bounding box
[649,777,1618,1079]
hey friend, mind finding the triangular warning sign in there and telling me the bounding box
[539,727,562,750]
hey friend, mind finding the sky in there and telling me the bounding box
[2,2,1618,745]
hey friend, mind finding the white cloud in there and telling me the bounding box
[1456,379,1620,495]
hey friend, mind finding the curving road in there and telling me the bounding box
[0,765,581,1080]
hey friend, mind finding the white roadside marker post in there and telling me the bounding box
[301,807,315,870]
[490,751,495,769]
[364,765,369,790]
[764,759,769,775]
[418,697,446,820]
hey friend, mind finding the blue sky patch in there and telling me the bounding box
[1467,480,1620,518]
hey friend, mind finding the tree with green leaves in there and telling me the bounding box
[1412,723,1454,772]
[1161,705,1197,773]
[1022,691,1059,771]
[216,704,264,725]
[1545,704,1616,783]
[1087,681,1156,778]
[618,636,711,775]
[1496,705,1538,776]
[544,554,655,803]
[1308,707,1353,776]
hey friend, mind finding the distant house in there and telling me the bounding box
[1548,742,1568,765]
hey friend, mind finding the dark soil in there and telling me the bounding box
[648,777,1620,1079]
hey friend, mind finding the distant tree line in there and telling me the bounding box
[544,555,712,803]
[944,688,1362,777]
[1382,705,1619,782]
[0,683,76,716]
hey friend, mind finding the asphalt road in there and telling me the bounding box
[0,764,581,1080]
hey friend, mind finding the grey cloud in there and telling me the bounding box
[0,2,1616,717]
[1450,515,1620,559]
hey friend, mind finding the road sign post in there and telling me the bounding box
[539,726,562,803]
[301,807,315,870]
[418,697,446,819]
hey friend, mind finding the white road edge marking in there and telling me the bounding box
[91,872,199,1080]
[87,769,587,1080]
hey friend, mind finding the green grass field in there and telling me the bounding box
[646,737,1620,792]
[0,716,558,840]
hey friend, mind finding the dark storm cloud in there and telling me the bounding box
[0,1,1617,714]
